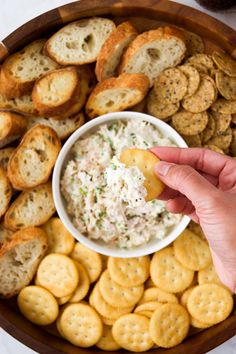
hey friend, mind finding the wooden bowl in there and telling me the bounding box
[0,1,236,353]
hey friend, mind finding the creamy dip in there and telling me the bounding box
[61,120,182,249]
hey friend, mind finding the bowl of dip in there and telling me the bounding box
[53,111,190,257]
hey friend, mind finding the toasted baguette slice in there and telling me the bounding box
[32,67,80,116]
[95,21,138,82]
[4,182,55,230]
[52,65,95,120]
[0,40,59,98]
[0,112,27,148]
[0,167,12,218]
[7,125,61,190]
[0,224,13,248]
[0,147,14,170]
[0,92,37,116]
[26,112,84,140]
[119,26,186,86]
[45,17,116,65]
[86,73,149,118]
[0,227,48,297]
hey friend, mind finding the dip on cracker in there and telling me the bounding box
[61,120,181,249]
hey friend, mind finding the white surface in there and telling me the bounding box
[53,111,189,258]
[0,0,235,353]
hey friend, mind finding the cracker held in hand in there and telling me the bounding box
[86,73,149,118]
[120,148,164,201]
[150,303,190,348]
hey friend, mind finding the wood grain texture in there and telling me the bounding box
[0,0,236,353]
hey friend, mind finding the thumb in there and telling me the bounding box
[155,161,217,207]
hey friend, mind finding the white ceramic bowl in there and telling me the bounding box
[53,111,190,258]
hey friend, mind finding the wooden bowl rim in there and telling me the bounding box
[0,0,236,353]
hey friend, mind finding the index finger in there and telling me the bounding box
[150,147,235,177]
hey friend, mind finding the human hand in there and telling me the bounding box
[150,146,236,293]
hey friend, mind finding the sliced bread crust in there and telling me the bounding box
[7,125,61,190]
[32,67,80,117]
[0,40,59,99]
[4,182,55,230]
[0,111,27,148]
[119,26,186,86]
[26,112,84,140]
[0,147,15,170]
[0,92,37,116]
[86,73,150,118]
[0,167,12,218]
[0,227,48,297]
[45,17,116,65]
[52,65,95,120]
[95,21,138,82]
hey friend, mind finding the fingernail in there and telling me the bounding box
[155,162,175,176]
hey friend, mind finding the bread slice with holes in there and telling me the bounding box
[0,111,27,148]
[0,147,14,170]
[7,125,61,190]
[52,65,95,120]
[119,26,186,86]
[4,182,55,230]
[32,67,80,117]
[0,92,37,116]
[26,111,84,139]
[86,73,149,118]
[0,167,12,218]
[95,21,138,82]
[0,40,59,98]
[0,227,48,297]
[0,224,13,249]
[45,17,116,65]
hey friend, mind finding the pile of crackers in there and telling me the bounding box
[147,51,236,156]
[17,220,234,351]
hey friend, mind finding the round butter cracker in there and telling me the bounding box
[149,303,190,348]
[112,313,154,352]
[96,325,121,351]
[60,303,103,347]
[138,287,178,305]
[36,254,79,297]
[150,247,194,293]
[108,255,150,287]
[99,269,144,307]
[42,217,75,255]
[187,284,233,325]
[17,286,59,325]
[173,229,212,271]
[70,242,102,282]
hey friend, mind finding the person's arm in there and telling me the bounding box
[151,147,236,293]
